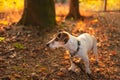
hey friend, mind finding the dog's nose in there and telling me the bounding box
[46,43,50,47]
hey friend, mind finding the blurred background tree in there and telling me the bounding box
[104,0,107,11]
[18,0,56,30]
[66,0,84,20]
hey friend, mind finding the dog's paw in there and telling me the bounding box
[86,69,91,74]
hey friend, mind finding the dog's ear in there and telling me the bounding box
[58,32,62,38]
[54,32,62,41]
[60,33,69,44]
[55,32,69,44]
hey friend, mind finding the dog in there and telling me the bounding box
[46,31,98,74]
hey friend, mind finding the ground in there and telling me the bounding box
[0,12,120,80]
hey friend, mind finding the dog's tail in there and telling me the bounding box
[92,37,98,63]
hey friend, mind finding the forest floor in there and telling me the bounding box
[0,12,120,80]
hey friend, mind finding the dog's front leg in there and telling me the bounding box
[68,58,77,72]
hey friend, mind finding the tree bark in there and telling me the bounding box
[18,0,56,30]
[66,0,83,20]
[104,0,107,11]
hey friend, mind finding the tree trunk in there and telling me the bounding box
[104,0,107,11]
[18,0,56,30]
[66,0,83,20]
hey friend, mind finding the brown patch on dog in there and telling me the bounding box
[55,32,69,44]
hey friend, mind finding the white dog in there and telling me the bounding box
[46,31,98,74]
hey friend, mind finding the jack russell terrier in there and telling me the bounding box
[46,31,98,74]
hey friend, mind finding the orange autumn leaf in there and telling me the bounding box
[39,67,47,72]
[60,61,69,65]
[110,51,117,56]
[64,54,69,60]
[72,57,81,63]
[57,71,64,77]
[91,19,98,23]
[98,56,104,61]
[64,50,69,59]
[90,57,96,62]
[0,57,4,61]
[98,61,106,67]
[13,73,21,78]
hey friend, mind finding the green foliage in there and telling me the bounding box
[0,37,5,41]
[13,43,25,49]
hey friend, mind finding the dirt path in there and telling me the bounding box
[0,12,120,80]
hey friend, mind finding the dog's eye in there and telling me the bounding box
[58,33,62,38]
[55,37,59,41]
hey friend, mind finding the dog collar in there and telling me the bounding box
[70,40,80,57]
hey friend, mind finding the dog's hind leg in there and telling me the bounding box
[82,54,91,74]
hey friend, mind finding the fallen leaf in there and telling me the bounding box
[13,73,21,78]
[95,68,104,73]
[64,54,69,60]
[60,61,69,65]
[0,37,5,41]
[22,63,29,68]
[64,50,69,59]
[39,67,47,72]
[57,71,64,77]
[91,19,98,23]
[0,57,4,61]
[110,51,117,56]
[90,57,96,62]
[9,53,17,58]
[98,61,106,67]
[98,56,104,61]
[13,43,25,49]
[65,50,69,55]
[72,57,81,63]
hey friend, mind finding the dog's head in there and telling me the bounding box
[46,31,69,49]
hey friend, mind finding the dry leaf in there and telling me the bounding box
[0,57,4,61]
[98,56,104,61]
[110,51,117,56]
[91,19,98,23]
[13,73,21,78]
[9,53,17,58]
[39,67,47,72]
[64,54,69,60]
[90,57,96,62]
[22,63,29,68]
[95,68,104,73]
[72,57,81,63]
[57,71,64,77]
[64,50,69,59]
[98,61,106,67]
[60,61,69,65]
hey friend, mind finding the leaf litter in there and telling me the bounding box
[0,12,120,80]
